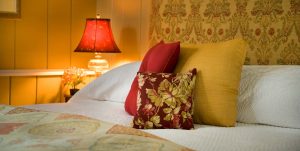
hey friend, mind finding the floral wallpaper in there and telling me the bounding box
[149,0,300,65]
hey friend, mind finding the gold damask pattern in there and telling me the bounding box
[149,0,300,65]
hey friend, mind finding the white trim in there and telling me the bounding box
[0,69,96,76]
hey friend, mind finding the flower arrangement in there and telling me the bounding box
[62,67,86,90]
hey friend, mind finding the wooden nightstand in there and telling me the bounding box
[64,89,79,102]
[65,96,71,102]
[63,70,98,103]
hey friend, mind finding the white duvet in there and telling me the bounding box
[72,63,300,129]
[25,99,300,151]
[25,63,300,151]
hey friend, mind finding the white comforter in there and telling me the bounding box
[25,99,300,151]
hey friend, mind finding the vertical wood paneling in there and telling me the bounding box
[0,0,101,105]
[0,20,15,69]
[48,0,71,69]
[140,0,151,57]
[11,77,36,106]
[15,0,47,69]
[60,86,66,103]
[0,77,10,105]
[97,0,112,18]
[71,0,96,68]
[113,0,140,64]
[37,76,61,104]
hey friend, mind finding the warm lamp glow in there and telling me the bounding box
[114,60,133,68]
[88,53,109,73]
[74,18,121,74]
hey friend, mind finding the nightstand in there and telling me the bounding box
[65,96,71,102]
[63,69,98,102]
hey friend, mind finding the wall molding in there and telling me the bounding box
[0,69,95,76]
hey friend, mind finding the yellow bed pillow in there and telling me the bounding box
[175,39,247,127]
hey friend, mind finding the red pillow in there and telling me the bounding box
[133,69,197,129]
[125,41,180,115]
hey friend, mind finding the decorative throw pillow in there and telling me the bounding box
[133,69,197,130]
[125,41,180,116]
[174,39,247,127]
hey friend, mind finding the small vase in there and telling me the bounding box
[70,88,79,96]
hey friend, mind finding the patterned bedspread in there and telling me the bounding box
[0,105,192,151]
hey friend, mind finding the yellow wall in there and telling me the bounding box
[0,0,98,70]
[0,0,148,105]
[0,0,145,70]
[0,0,97,105]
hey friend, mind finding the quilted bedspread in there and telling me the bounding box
[0,105,191,151]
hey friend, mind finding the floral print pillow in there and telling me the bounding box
[133,69,197,130]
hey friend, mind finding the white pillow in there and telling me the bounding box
[238,65,300,128]
[70,62,141,103]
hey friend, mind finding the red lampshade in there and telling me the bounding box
[74,18,121,53]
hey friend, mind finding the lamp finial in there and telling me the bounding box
[96,14,100,19]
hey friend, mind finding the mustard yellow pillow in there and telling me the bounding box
[175,39,247,127]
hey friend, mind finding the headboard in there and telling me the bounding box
[149,0,300,65]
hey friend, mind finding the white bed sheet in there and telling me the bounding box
[25,100,300,151]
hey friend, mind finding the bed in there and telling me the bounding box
[23,99,300,151]
[20,62,300,151]
[1,39,300,150]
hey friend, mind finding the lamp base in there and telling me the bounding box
[88,53,109,75]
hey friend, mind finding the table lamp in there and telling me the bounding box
[74,15,121,74]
